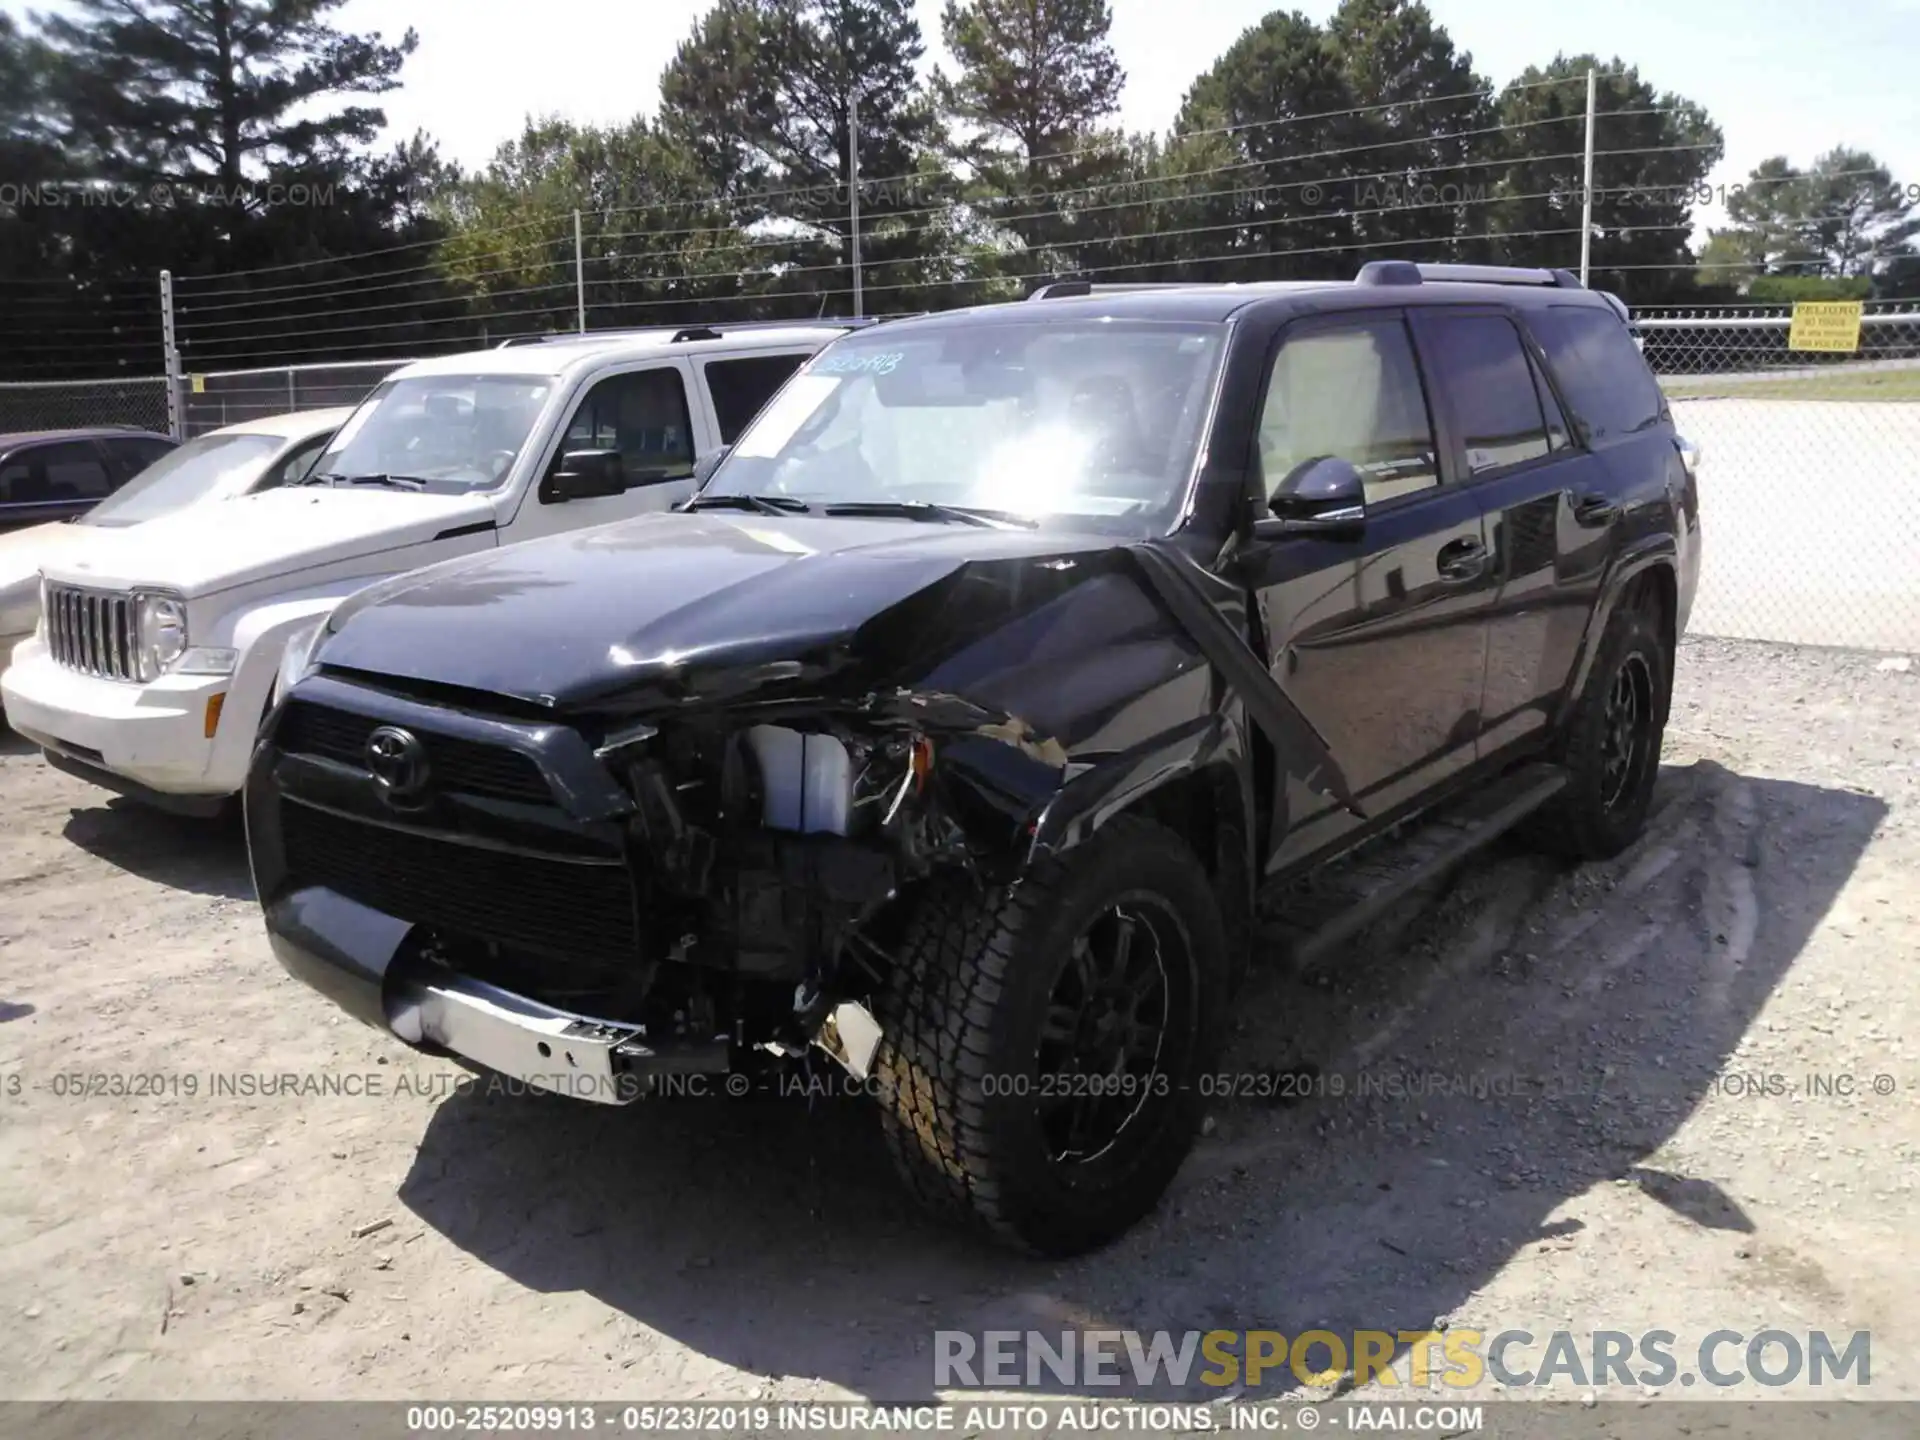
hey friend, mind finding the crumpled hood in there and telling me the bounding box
[320,510,1142,712]
[38,486,497,600]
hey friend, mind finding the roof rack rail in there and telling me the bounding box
[494,317,879,349]
[1026,280,1202,300]
[1354,260,1585,289]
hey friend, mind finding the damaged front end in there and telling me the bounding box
[249,673,1078,1101]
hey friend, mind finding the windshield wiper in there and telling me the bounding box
[300,472,429,491]
[820,500,1037,530]
[681,493,812,516]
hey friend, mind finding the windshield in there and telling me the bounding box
[308,373,554,492]
[705,320,1226,525]
[82,432,284,527]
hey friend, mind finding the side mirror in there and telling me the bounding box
[541,448,626,503]
[1252,455,1367,540]
[692,445,732,486]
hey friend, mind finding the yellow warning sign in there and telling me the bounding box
[1787,300,1864,353]
[190,374,205,393]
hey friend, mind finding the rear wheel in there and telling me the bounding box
[1528,603,1668,861]
[872,817,1227,1256]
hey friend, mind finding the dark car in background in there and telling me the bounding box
[0,427,178,533]
[249,263,1701,1256]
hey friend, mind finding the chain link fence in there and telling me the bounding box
[0,375,170,435]
[1637,304,1920,654]
[181,358,412,436]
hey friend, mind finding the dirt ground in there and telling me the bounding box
[1,635,1916,1403]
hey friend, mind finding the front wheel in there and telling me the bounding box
[872,817,1227,1256]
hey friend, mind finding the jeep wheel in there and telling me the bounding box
[873,817,1226,1256]
[1530,603,1669,861]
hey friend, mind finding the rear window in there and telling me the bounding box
[1529,305,1666,442]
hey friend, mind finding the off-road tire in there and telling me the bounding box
[872,816,1227,1256]
[1527,602,1669,861]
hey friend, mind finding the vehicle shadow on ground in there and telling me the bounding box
[397,759,1882,1402]
[0,727,36,756]
[60,800,254,901]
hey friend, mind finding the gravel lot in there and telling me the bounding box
[1,636,1916,1403]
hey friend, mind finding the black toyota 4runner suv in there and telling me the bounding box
[248,262,1701,1256]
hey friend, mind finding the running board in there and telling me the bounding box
[1263,762,1570,967]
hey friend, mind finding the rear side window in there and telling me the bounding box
[35,442,116,500]
[1529,305,1665,442]
[1422,314,1551,475]
[705,354,809,444]
[105,436,175,477]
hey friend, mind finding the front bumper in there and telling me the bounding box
[1,641,232,801]
[261,885,730,1103]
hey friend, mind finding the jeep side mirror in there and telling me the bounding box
[541,448,626,503]
[692,445,732,486]
[1252,455,1367,540]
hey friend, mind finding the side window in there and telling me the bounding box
[704,354,808,445]
[261,435,330,491]
[1258,316,1439,507]
[0,455,37,504]
[555,367,695,497]
[1528,353,1572,452]
[1423,314,1551,475]
[1528,305,1665,442]
[103,436,173,479]
[36,442,116,500]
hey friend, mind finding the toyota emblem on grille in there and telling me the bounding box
[365,725,429,804]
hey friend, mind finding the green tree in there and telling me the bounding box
[1489,56,1720,297]
[935,0,1125,262]
[1325,0,1493,261]
[659,0,959,314]
[1724,147,1918,279]
[37,0,417,201]
[1171,9,1358,282]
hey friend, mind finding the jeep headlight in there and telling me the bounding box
[135,592,188,680]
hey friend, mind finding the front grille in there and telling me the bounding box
[45,583,138,680]
[276,700,554,805]
[280,800,639,967]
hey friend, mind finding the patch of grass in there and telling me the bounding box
[1662,368,1920,403]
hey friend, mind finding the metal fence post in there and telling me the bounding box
[574,210,587,335]
[159,268,184,439]
[1579,67,1597,286]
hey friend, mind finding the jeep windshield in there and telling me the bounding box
[304,374,554,493]
[702,320,1227,527]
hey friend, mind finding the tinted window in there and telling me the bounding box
[1258,317,1439,506]
[557,367,694,494]
[1529,305,1665,441]
[35,442,115,501]
[1529,353,1572,452]
[104,436,175,478]
[1423,314,1551,475]
[0,457,34,504]
[705,355,808,444]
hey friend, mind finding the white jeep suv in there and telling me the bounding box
[2,322,853,813]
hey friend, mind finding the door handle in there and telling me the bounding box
[1574,493,1620,526]
[1436,537,1488,583]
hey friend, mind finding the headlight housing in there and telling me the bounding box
[131,591,235,680]
[134,592,188,680]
